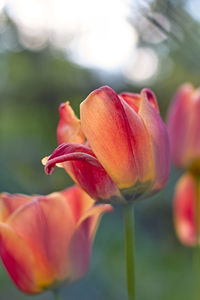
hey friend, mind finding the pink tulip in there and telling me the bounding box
[0,186,112,293]
[167,83,200,172]
[45,86,170,203]
[173,173,197,246]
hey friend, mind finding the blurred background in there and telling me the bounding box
[0,0,199,299]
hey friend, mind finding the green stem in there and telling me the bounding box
[122,204,135,300]
[194,175,200,300]
[53,288,62,300]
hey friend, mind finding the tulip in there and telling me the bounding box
[173,173,199,246]
[44,86,170,203]
[0,186,112,294]
[167,83,200,173]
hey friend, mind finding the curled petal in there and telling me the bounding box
[77,203,113,241]
[45,143,121,202]
[45,143,99,175]
[57,102,85,144]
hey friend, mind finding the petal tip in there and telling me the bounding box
[44,161,54,175]
[141,88,159,112]
[86,85,117,99]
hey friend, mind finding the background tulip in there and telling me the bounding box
[0,186,112,294]
[173,173,198,246]
[45,85,170,203]
[167,84,200,173]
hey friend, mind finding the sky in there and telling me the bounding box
[0,0,166,82]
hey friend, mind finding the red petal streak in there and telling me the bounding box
[45,143,120,201]
[119,92,141,113]
[119,99,155,184]
[141,88,159,113]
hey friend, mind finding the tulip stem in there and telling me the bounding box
[194,175,200,300]
[122,204,135,300]
[53,288,62,300]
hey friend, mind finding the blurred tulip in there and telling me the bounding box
[0,186,112,294]
[173,173,198,246]
[167,83,200,173]
[44,86,170,203]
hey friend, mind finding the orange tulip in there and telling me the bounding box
[173,173,198,246]
[0,186,112,294]
[45,86,170,203]
[167,83,200,173]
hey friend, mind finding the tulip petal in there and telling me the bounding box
[119,96,155,185]
[120,89,159,113]
[45,143,121,202]
[173,174,196,246]
[67,221,91,281]
[139,89,170,190]
[57,102,85,145]
[68,203,112,280]
[77,203,113,241]
[167,84,194,167]
[185,91,200,168]
[119,92,141,113]
[0,223,40,293]
[80,86,138,188]
[0,193,33,222]
[7,193,75,281]
[45,143,100,175]
[139,89,159,112]
[61,186,94,223]
[81,86,157,194]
